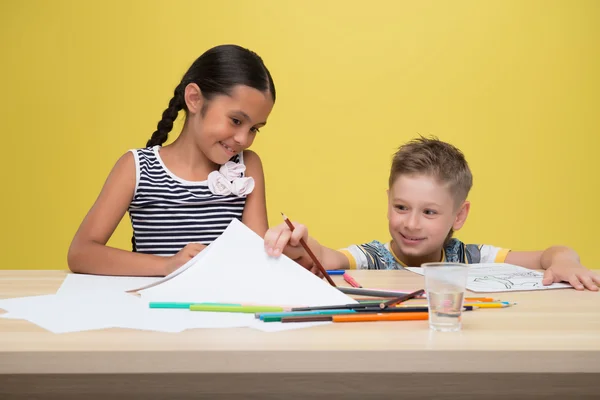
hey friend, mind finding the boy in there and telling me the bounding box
[264,137,600,291]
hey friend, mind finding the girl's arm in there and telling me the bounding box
[241,150,269,237]
[67,152,194,276]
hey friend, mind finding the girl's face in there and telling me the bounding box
[186,84,274,165]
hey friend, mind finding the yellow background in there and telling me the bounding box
[1,0,598,270]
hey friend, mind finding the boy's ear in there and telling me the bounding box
[184,83,204,114]
[452,201,471,231]
[386,189,391,219]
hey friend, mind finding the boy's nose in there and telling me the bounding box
[405,212,421,230]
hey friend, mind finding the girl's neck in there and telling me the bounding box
[159,125,218,181]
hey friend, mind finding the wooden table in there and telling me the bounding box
[1,270,599,399]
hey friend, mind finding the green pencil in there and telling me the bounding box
[149,302,241,309]
[189,304,286,313]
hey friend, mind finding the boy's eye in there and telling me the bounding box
[424,209,437,216]
[231,118,242,125]
[395,205,408,211]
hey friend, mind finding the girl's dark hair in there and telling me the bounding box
[146,44,276,147]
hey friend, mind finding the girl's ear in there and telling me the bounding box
[184,83,204,114]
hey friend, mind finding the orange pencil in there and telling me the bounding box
[333,312,429,322]
[282,312,429,323]
[465,297,496,302]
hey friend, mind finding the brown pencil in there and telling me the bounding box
[281,213,336,287]
[380,289,425,309]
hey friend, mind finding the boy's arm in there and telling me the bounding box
[306,237,350,270]
[505,246,599,291]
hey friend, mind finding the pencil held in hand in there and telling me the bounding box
[281,213,336,287]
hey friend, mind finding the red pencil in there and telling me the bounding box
[343,273,362,288]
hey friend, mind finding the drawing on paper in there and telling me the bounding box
[469,271,543,290]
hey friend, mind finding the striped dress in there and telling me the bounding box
[128,146,247,256]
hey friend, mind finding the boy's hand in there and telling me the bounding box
[543,262,600,291]
[264,221,307,257]
[264,222,321,273]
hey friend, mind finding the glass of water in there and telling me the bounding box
[423,262,469,332]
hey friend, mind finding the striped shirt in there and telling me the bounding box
[339,238,510,269]
[128,146,247,256]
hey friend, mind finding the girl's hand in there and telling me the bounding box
[163,243,206,276]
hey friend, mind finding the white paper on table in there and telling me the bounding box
[0,313,21,319]
[0,293,136,333]
[57,274,162,296]
[405,263,573,293]
[0,295,57,318]
[139,219,355,308]
[0,292,256,333]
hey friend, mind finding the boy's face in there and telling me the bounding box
[387,174,470,266]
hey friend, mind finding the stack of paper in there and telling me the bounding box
[0,219,354,333]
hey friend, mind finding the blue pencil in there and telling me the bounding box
[326,270,345,275]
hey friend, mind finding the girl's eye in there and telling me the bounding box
[231,118,242,125]
[250,127,260,134]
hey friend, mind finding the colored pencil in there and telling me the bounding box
[326,270,345,275]
[189,305,285,313]
[343,273,363,288]
[149,302,241,309]
[282,312,430,323]
[464,298,497,302]
[380,289,425,309]
[261,309,356,322]
[291,302,380,312]
[281,213,336,287]
[338,287,497,302]
[337,287,426,298]
[462,302,514,308]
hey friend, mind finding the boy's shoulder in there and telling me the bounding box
[339,240,404,270]
[445,238,511,264]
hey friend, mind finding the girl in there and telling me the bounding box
[68,44,276,277]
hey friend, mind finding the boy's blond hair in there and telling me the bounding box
[389,137,473,208]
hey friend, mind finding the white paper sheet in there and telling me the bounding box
[57,274,162,295]
[406,263,573,293]
[139,219,356,307]
[0,293,142,333]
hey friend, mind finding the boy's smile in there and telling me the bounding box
[387,174,470,267]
